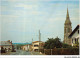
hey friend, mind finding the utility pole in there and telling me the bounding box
[39,30,41,42]
[32,38,33,51]
[39,30,41,52]
[32,38,33,43]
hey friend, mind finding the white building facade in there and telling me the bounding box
[32,41,44,51]
[69,24,79,46]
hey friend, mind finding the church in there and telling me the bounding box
[63,7,79,46]
[64,7,72,45]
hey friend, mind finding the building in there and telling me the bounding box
[0,40,13,52]
[64,8,72,45]
[21,45,28,51]
[69,24,80,46]
[0,46,1,51]
[32,41,44,52]
[21,44,32,51]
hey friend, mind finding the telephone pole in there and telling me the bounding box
[32,38,33,51]
[39,30,41,42]
[39,30,41,52]
[32,38,33,43]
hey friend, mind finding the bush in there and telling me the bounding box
[62,43,72,48]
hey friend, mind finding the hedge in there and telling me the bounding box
[40,48,79,55]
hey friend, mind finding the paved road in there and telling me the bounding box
[31,51,44,55]
[2,50,44,55]
[10,50,32,55]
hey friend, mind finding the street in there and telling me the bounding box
[10,50,32,55]
[1,50,44,55]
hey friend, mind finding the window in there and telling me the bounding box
[72,39,73,43]
[34,49,38,51]
[8,48,10,50]
[75,39,76,44]
[78,30,79,34]
[76,38,79,44]
[34,45,38,47]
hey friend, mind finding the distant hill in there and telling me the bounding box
[12,43,32,45]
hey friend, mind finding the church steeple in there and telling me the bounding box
[65,7,71,25]
[67,8,69,18]
[64,7,72,45]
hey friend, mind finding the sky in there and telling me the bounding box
[0,0,79,43]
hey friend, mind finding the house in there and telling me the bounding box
[0,40,13,52]
[0,46,1,51]
[69,24,80,46]
[28,44,33,51]
[0,46,1,52]
[32,41,44,52]
[21,45,28,51]
[21,44,32,51]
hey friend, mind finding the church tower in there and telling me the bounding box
[64,8,72,45]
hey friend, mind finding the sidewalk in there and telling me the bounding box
[31,51,45,55]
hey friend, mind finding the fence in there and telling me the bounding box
[40,48,79,55]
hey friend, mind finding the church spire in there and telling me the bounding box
[64,7,72,45]
[66,3,69,18]
[65,7,71,24]
[67,7,69,18]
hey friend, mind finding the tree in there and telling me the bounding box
[62,43,72,48]
[44,37,62,49]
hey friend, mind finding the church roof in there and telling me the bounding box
[65,8,71,24]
